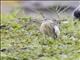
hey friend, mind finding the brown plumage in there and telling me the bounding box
[40,19,60,39]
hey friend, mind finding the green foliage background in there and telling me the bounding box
[0,9,80,60]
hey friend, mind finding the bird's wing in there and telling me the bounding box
[53,25,60,36]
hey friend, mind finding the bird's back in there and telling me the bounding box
[40,20,58,38]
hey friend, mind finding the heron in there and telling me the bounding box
[39,5,69,39]
[40,18,60,39]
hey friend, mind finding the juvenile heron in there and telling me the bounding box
[40,18,60,39]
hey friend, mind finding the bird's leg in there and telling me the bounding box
[43,34,46,44]
[41,34,46,55]
[42,34,48,45]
